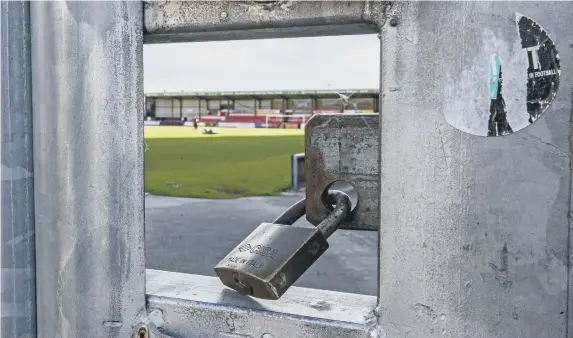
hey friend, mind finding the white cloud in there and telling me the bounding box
[143,34,380,92]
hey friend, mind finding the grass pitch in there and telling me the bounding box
[144,126,304,199]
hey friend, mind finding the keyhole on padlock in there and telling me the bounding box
[232,272,254,295]
[308,241,320,255]
[322,180,358,212]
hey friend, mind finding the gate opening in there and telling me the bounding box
[143,34,380,295]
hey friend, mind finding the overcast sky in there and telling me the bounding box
[143,34,380,93]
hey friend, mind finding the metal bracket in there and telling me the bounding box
[305,114,379,231]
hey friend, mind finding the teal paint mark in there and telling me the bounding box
[489,54,501,100]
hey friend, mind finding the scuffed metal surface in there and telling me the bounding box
[30,2,146,337]
[1,2,37,337]
[143,1,388,43]
[305,114,379,231]
[379,2,573,337]
[146,269,378,338]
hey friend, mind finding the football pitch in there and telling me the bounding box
[144,126,304,199]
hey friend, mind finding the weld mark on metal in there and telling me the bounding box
[103,321,123,328]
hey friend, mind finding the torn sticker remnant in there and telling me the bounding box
[487,54,513,136]
[516,12,560,125]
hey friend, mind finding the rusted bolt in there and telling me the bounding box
[137,327,148,338]
[220,11,228,19]
[389,17,399,27]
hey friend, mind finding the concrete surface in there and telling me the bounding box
[145,193,377,296]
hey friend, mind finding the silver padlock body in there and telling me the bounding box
[214,222,329,300]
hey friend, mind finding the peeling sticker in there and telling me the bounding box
[516,13,560,125]
[488,53,513,136]
[444,13,560,137]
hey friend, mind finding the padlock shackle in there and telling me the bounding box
[273,198,306,225]
[317,191,352,239]
[273,191,351,235]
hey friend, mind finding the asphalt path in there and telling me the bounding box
[145,193,378,296]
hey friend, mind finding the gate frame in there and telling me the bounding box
[142,2,387,337]
[20,2,388,337]
[5,1,573,338]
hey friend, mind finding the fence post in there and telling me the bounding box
[1,2,37,337]
[379,2,572,337]
[30,2,145,337]
[291,153,305,191]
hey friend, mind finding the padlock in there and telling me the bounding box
[214,190,351,300]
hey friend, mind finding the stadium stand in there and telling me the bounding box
[144,89,378,129]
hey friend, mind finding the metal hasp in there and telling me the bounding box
[379,2,573,337]
[1,2,37,337]
[30,2,146,337]
[215,192,351,300]
[305,114,379,230]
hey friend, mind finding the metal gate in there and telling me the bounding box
[2,1,573,338]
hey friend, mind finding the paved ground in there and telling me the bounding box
[145,193,378,296]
